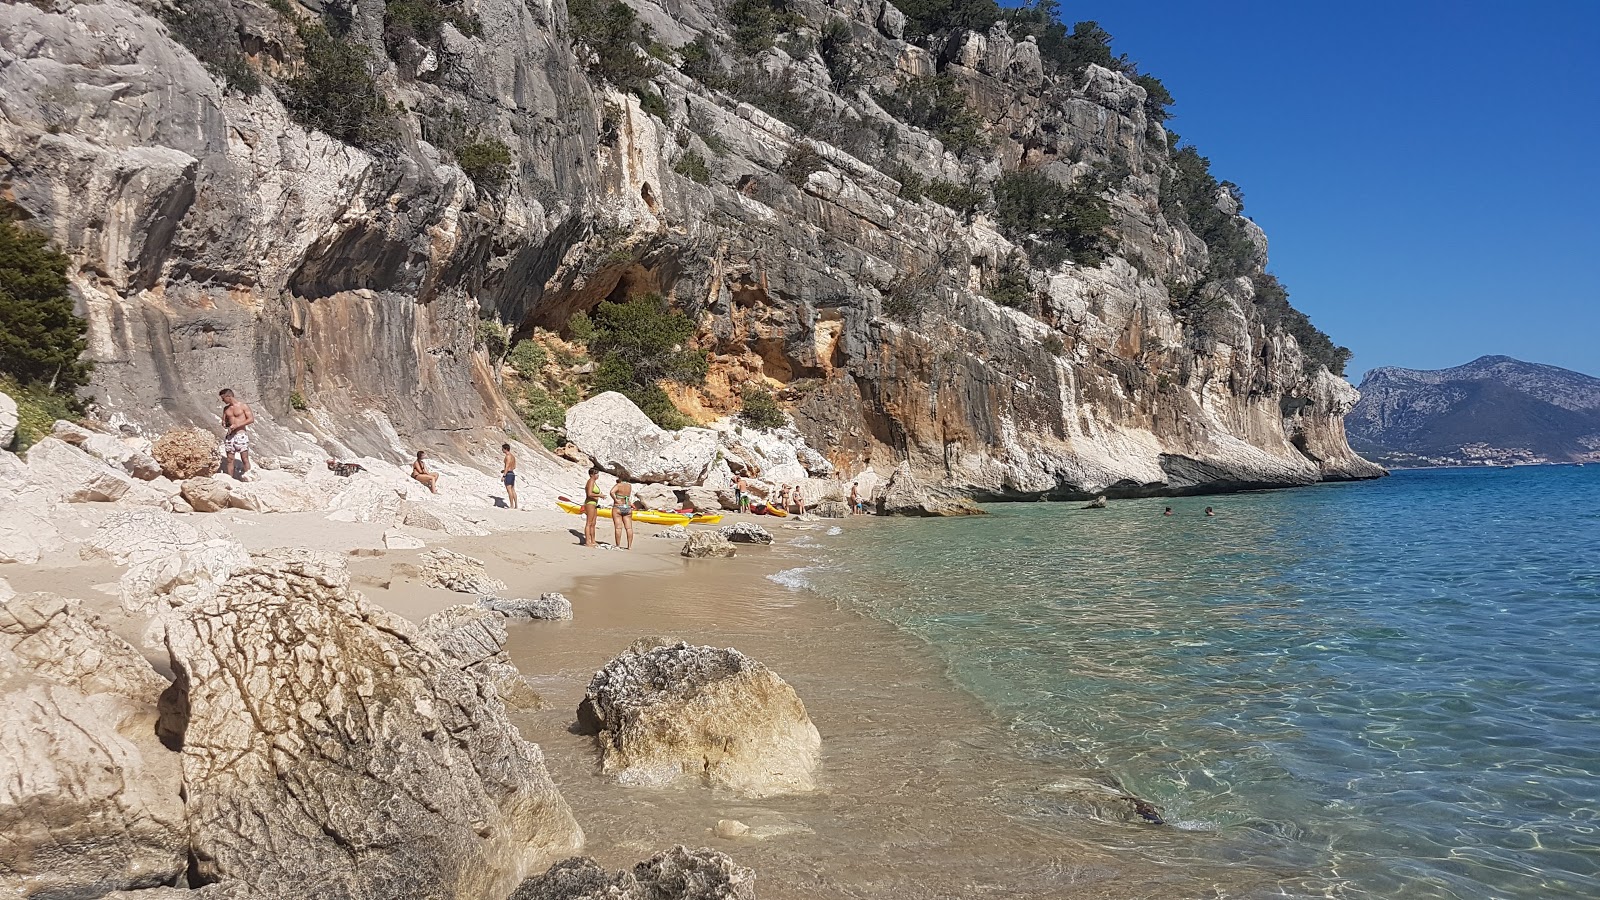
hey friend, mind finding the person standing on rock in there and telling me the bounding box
[412,450,439,493]
[218,388,254,481]
[501,443,518,510]
[849,482,860,515]
[610,477,634,550]
[583,467,603,547]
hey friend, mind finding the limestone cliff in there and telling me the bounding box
[0,0,1382,498]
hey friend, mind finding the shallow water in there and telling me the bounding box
[794,466,1600,898]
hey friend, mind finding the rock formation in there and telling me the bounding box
[0,593,187,896]
[0,391,16,449]
[419,604,545,710]
[576,642,820,796]
[0,0,1379,505]
[480,593,575,621]
[153,429,221,481]
[163,556,584,899]
[682,532,737,558]
[419,548,509,595]
[509,847,755,900]
[719,523,773,545]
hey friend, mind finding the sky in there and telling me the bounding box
[1056,0,1600,381]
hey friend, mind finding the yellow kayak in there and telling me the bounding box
[689,513,724,525]
[556,500,692,527]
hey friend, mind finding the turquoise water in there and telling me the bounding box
[794,466,1600,898]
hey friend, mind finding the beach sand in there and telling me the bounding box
[8,507,1264,898]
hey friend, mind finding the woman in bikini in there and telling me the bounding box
[610,477,634,550]
[411,451,438,493]
[583,467,602,548]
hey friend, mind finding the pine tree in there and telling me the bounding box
[0,216,91,392]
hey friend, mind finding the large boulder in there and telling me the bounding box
[52,420,163,480]
[153,427,220,481]
[181,475,236,512]
[0,509,65,565]
[401,500,493,537]
[880,462,985,517]
[509,848,755,900]
[0,593,187,896]
[575,642,821,797]
[164,557,584,899]
[0,390,15,448]
[564,392,720,485]
[25,435,136,502]
[419,605,544,711]
[681,532,736,559]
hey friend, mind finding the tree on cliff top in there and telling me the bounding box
[0,215,91,395]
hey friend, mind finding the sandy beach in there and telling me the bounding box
[7,501,1264,898]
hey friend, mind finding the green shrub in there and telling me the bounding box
[677,35,731,89]
[288,390,308,411]
[728,0,804,56]
[475,320,508,358]
[888,165,926,202]
[567,0,656,92]
[566,310,597,344]
[882,272,934,320]
[383,0,481,72]
[161,0,260,95]
[892,0,1004,41]
[993,170,1112,268]
[281,17,395,147]
[518,384,570,449]
[456,138,513,187]
[674,150,711,184]
[875,76,987,157]
[637,89,670,121]
[1134,73,1174,123]
[924,177,987,219]
[507,339,548,377]
[0,376,77,452]
[0,217,92,397]
[818,18,867,92]
[584,294,706,429]
[778,145,825,186]
[738,385,787,430]
[1042,334,1065,356]
[987,255,1033,309]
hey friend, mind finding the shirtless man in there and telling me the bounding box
[218,388,255,480]
[501,443,518,509]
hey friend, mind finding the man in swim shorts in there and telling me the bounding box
[218,388,254,480]
[501,443,518,509]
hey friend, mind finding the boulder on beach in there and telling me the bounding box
[82,509,250,615]
[26,435,137,502]
[508,847,755,900]
[575,642,821,796]
[881,462,985,517]
[719,523,773,545]
[0,593,187,897]
[52,420,163,480]
[164,556,583,899]
[682,532,737,558]
[564,392,720,485]
[153,427,220,481]
[481,593,574,621]
[420,605,544,710]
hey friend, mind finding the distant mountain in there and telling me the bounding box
[1347,356,1600,467]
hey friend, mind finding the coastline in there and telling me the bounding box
[5,502,1267,897]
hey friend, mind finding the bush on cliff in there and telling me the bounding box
[161,0,260,95]
[1159,145,1256,279]
[1250,274,1351,377]
[568,0,656,93]
[456,138,514,187]
[993,171,1112,268]
[875,76,987,157]
[738,386,787,430]
[576,295,706,430]
[281,17,396,147]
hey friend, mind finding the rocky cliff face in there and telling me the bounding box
[1348,355,1600,467]
[0,0,1381,498]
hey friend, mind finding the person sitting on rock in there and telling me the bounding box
[411,450,439,494]
[610,477,634,550]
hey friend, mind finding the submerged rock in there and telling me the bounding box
[682,532,737,558]
[0,593,186,896]
[164,556,583,898]
[509,847,754,900]
[576,642,820,796]
[1083,495,1108,509]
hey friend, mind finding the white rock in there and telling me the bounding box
[51,420,162,480]
[26,436,136,502]
[0,391,17,448]
[564,392,721,485]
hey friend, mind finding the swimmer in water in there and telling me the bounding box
[1205,506,1215,517]
[1163,507,1173,516]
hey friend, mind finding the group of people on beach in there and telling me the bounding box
[581,466,634,550]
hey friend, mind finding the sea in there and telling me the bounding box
[782,465,1600,899]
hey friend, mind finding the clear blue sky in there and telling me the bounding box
[1061,0,1599,380]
